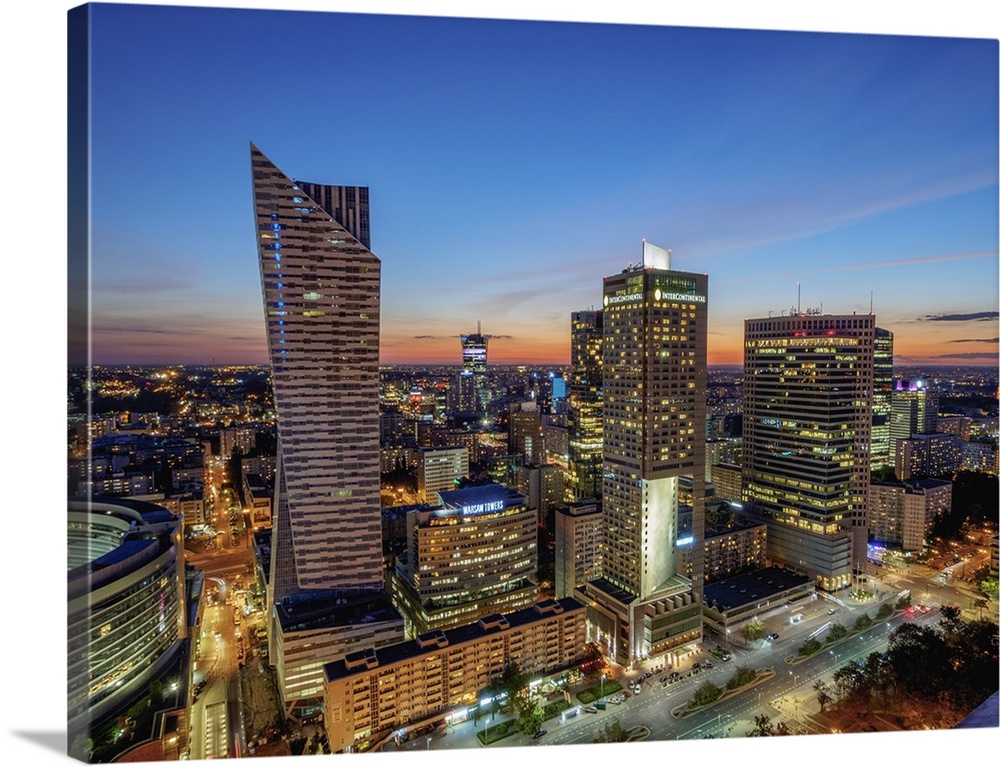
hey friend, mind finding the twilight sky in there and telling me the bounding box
[84,2,999,367]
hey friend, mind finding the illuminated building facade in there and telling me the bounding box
[584,242,707,666]
[890,379,939,453]
[509,402,544,463]
[416,446,469,502]
[461,326,489,414]
[391,484,538,635]
[871,328,894,469]
[743,313,874,591]
[323,599,587,752]
[869,478,951,551]
[567,310,604,500]
[554,500,603,599]
[68,498,187,739]
[251,144,402,712]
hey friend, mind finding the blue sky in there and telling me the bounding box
[82,2,999,366]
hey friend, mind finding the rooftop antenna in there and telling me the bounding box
[477,320,481,335]
[797,282,801,315]
[870,290,874,315]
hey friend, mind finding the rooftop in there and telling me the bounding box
[703,566,812,612]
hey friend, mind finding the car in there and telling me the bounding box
[721,655,732,662]
[608,697,622,705]
[621,690,631,699]
[634,685,642,695]
[703,661,714,669]
[768,633,779,640]
[584,706,598,714]
[532,729,547,740]
[828,608,837,615]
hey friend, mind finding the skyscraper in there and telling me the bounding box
[251,144,402,710]
[871,327,894,470]
[252,143,383,599]
[583,242,707,666]
[743,312,875,591]
[567,310,603,500]
[461,323,489,414]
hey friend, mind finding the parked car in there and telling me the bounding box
[584,706,598,714]
[768,632,779,640]
[532,729,548,740]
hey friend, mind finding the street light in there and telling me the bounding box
[600,672,605,699]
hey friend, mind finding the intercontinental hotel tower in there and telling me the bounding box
[583,242,707,667]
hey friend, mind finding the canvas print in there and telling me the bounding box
[67,2,999,763]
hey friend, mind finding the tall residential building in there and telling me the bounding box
[869,478,951,551]
[583,242,707,666]
[554,500,603,599]
[871,328,894,469]
[743,312,874,592]
[251,145,403,711]
[567,310,604,500]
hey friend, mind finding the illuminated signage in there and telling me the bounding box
[462,500,504,516]
[604,292,643,306]
[676,535,695,547]
[654,290,706,303]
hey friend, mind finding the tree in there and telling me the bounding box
[69,733,93,761]
[593,720,630,743]
[826,624,848,643]
[979,577,998,600]
[726,666,756,690]
[938,605,962,633]
[853,613,873,632]
[895,593,912,609]
[972,598,989,619]
[693,681,722,706]
[813,679,832,713]
[876,602,893,620]
[740,619,764,644]
[749,714,775,737]
[798,638,822,657]
[513,689,543,736]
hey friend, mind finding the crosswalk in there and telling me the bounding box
[204,701,229,759]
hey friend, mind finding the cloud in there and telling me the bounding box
[411,334,515,339]
[921,311,999,322]
[949,337,1000,344]
[929,352,1000,360]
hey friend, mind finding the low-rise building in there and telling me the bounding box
[323,599,587,752]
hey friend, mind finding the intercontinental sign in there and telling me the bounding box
[604,289,706,306]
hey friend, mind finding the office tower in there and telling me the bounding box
[584,242,707,666]
[743,312,874,591]
[390,483,538,635]
[510,401,544,463]
[549,371,567,413]
[554,500,603,599]
[567,310,604,500]
[251,144,402,710]
[871,328,894,469]
[416,446,469,502]
[446,369,477,418]
[461,324,489,414]
[890,379,939,450]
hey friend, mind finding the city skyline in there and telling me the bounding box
[82,3,998,368]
